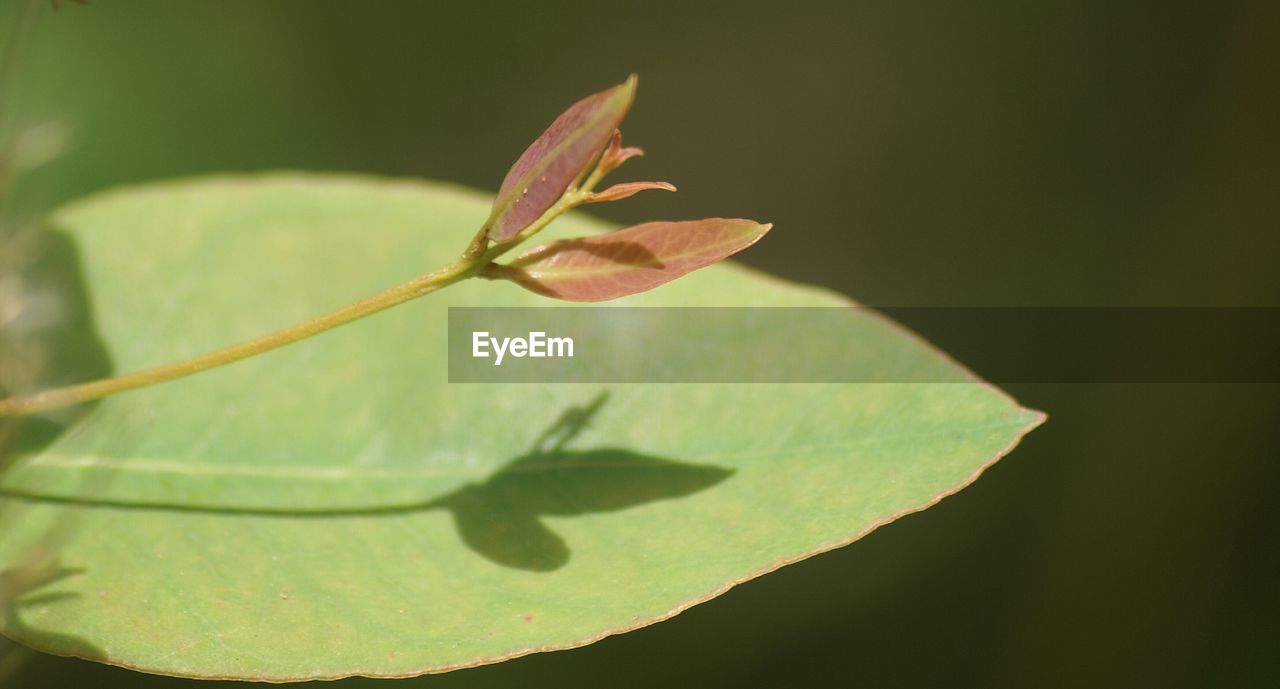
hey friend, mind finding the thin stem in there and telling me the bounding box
[577,159,610,198]
[0,184,596,418]
[0,259,474,417]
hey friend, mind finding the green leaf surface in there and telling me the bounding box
[0,174,1044,680]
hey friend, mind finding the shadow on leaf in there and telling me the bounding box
[511,237,666,270]
[0,552,104,667]
[0,226,113,674]
[424,389,732,571]
[433,447,730,571]
[1,392,734,572]
[426,392,733,570]
[0,225,114,460]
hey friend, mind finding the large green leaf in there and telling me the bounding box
[0,174,1044,680]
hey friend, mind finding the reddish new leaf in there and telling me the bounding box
[596,131,645,175]
[584,181,677,204]
[485,76,637,243]
[483,219,772,302]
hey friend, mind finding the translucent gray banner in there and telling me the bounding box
[447,307,1279,383]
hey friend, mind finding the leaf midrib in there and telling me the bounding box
[15,417,1032,481]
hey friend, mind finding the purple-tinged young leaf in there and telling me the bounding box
[485,76,637,243]
[482,218,772,302]
[596,131,645,175]
[583,181,677,204]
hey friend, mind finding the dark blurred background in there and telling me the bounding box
[2,1,1276,687]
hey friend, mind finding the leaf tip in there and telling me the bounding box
[735,220,773,242]
[584,180,678,204]
[608,75,639,113]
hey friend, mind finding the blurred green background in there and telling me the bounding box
[2,1,1276,687]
